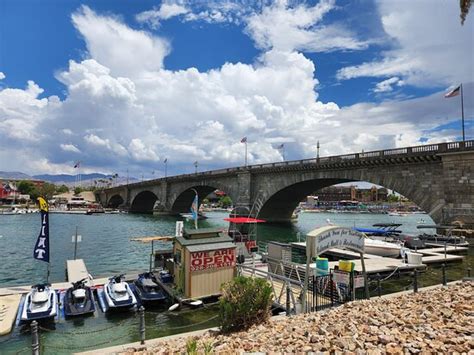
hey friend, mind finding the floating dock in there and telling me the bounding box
[66,259,90,284]
[0,294,22,335]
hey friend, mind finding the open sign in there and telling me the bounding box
[190,248,236,272]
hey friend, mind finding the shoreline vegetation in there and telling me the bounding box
[119,282,473,354]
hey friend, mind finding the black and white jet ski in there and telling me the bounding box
[134,272,167,304]
[20,284,58,321]
[63,278,96,317]
[103,274,137,311]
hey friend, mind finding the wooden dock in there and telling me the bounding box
[66,259,90,285]
[0,294,22,335]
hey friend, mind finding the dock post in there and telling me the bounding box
[442,264,447,286]
[286,284,291,316]
[139,306,146,345]
[330,273,334,308]
[376,273,381,298]
[31,320,40,355]
[413,269,418,293]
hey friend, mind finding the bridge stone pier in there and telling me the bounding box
[97,141,474,228]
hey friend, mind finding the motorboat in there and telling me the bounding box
[20,284,58,321]
[103,275,137,311]
[134,272,167,304]
[416,225,469,247]
[364,238,402,258]
[355,224,425,249]
[63,278,96,317]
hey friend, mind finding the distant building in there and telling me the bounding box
[310,185,389,204]
[0,178,44,204]
[51,191,97,208]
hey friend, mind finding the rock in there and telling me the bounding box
[386,343,403,354]
[378,334,394,345]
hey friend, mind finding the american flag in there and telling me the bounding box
[163,158,168,163]
[445,85,461,98]
[278,143,284,149]
[241,137,247,143]
[73,161,81,168]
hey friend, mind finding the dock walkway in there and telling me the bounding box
[66,259,90,285]
[0,294,22,336]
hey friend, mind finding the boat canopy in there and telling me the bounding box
[224,217,266,224]
[353,227,393,235]
[372,223,402,228]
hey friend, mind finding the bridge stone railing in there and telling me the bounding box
[104,140,474,189]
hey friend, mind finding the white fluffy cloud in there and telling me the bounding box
[245,0,368,52]
[337,0,474,88]
[136,3,189,28]
[0,4,472,177]
[60,144,81,153]
[373,77,404,93]
[71,6,170,78]
[0,72,5,80]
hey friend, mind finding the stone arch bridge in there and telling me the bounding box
[96,141,474,226]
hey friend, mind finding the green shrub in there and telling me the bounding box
[219,276,273,333]
[185,337,197,355]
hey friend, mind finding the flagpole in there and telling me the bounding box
[461,83,465,142]
[245,141,248,167]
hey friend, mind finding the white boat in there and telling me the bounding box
[364,238,402,257]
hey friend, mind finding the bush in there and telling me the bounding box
[219,276,273,333]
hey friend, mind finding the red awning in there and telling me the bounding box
[224,217,266,224]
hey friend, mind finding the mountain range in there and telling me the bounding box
[0,171,138,187]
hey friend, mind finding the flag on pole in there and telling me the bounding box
[73,161,81,168]
[241,137,247,143]
[34,197,50,263]
[445,85,461,98]
[278,143,284,149]
[190,193,198,228]
[163,158,168,163]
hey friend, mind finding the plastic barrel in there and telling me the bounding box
[338,260,355,272]
[315,257,329,276]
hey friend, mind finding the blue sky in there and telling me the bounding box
[0,0,473,177]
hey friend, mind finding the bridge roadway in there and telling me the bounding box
[97,140,474,226]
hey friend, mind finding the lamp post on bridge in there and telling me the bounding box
[194,161,198,174]
[163,158,168,178]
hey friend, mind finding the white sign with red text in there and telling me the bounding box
[190,248,236,272]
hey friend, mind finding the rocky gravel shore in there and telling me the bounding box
[122,282,473,354]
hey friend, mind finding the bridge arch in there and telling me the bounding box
[254,167,440,223]
[130,190,158,214]
[257,178,353,222]
[169,182,239,214]
[107,194,125,208]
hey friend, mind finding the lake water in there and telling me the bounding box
[0,211,472,354]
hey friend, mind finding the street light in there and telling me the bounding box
[163,158,168,178]
[194,161,198,174]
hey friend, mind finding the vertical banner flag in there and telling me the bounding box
[34,197,50,262]
[190,193,198,221]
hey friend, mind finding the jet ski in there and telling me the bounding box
[134,272,167,304]
[63,278,96,317]
[103,274,137,311]
[20,284,58,321]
